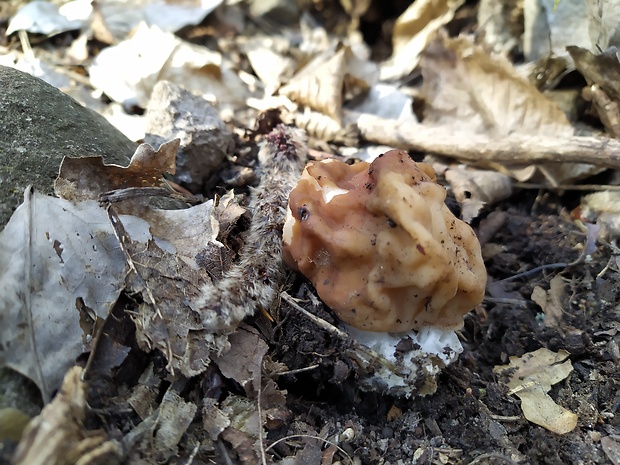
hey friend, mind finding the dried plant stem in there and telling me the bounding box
[197,125,307,333]
[350,112,620,170]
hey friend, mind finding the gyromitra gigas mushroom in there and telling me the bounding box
[283,150,487,333]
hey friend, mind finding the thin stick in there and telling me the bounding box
[350,112,620,170]
[281,292,401,374]
[256,374,268,465]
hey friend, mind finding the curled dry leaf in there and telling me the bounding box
[279,45,348,123]
[285,107,360,145]
[55,139,179,202]
[56,140,244,269]
[279,44,376,124]
[444,165,513,222]
[569,46,620,137]
[494,348,578,434]
[380,0,465,81]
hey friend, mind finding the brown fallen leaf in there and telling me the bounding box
[420,33,600,184]
[381,0,465,80]
[530,275,567,328]
[494,348,578,434]
[13,366,121,465]
[55,139,179,202]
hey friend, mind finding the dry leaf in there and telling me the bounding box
[13,367,120,465]
[55,140,178,202]
[244,36,297,91]
[586,0,620,50]
[421,33,600,184]
[212,327,269,398]
[56,141,244,269]
[0,190,146,398]
[523,0,590,61]
[89,22,248,108]
[494,348,578,434]
[422,34,573,138]
[444,166,513,222]
[152,387,197,461]
[107,209,221,377]
[531,275,566,328]
[279,45,348,122]
[602,435,620,465]
[380,0,464,81]
[569,46,620,137]
[6,1,82,36]
[578,190,620,239]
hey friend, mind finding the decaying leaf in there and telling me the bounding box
[106,208,219,377]
[443,165,513,222]
[89,22,248,108]
[279,44,376,124]
[531,275,566,328]
[56,141,244,269]
[381,0,465,81]
[494,348,578,434]
[13,366,121,465]
[212,327,268,397]
[421,33,601,184]
[0,189,147,398]
[55,139,179,202]
[152,387,197,461]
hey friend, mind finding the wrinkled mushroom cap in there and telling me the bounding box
[283,150,487,332]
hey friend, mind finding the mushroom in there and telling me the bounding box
[283,149,487,333]
[282,150,487,395]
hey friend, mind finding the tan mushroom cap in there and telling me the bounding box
[283,150,487,332]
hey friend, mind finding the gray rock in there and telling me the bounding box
[0,65,137,228]
[144,81,232,194]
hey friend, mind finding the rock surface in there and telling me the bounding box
[0,65,137,227]
[144,81,232,193]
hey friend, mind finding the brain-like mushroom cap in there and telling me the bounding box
[283,150,487,332]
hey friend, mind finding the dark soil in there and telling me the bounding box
[263,189,620,464]
[72,184,618,465]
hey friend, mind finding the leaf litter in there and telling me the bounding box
[1,0,620,464]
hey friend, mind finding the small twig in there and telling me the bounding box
[281,292,401,374]
[271,364,320,377]
[468,453,520,465]
[488,414,523,422]
[182,444,199,465]
[265,434,353,465]
[257,373,267,465]
[350,112,620,170]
